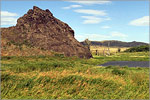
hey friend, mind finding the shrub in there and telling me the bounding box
[122,66,128,69]
[1,56,12,60]
[105,65,120,69]
[54,53,64,58]
[112,68,127,76]
[6,42,11,46]
[105,65,113,69]
[124,45,149,52]
[52,62,64,68]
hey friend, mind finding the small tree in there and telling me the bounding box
[107,42,110,56]
[118,48,121,52]
[95,50,98,55]
[84,39,91,51]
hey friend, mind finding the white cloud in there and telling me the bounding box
[129,16,149,26]
[1,11,18,26]
[70,1,111,5]
[75,31,127,41]
[74,9,110,24]
[81,16,110,24]
[75,33,110,41]
[1,11,18,17]
[74,9,107,16]
[110,31,127,38]
[88,34,110,39]
[1,17,17,25]
[81,16,102,24]
[101,26,111,29]
[62,5,82,9]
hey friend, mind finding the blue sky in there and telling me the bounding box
[1,0,149,43]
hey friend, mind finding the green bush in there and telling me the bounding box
[1,56,12,60]
[105,65,120,69]
[112,68,127,76]
[52,62,64,68]
[54,53,65,58]
[122,66,128,69]
[124,45,149,52]
[105,65,113,69]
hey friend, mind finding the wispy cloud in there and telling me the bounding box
[1,11,18,26]
[74,9,110,24]
[62,5,82,9]
[110,31,128,38]
[1,11,18,17]
[1,17,17,25]
[81,16,110,24]
[101,26,111,29]
[75,33,110,41]
[81,16,102,24]
[129,16,149,26]
[70,1,111,5]
[74,9,107,16]
[75,31,127,41]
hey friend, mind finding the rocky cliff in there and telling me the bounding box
[1,6,92,58]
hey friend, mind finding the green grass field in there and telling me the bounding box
[1,52,149,99]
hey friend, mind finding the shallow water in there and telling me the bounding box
[99,61,149,67]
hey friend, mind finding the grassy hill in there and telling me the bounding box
[81,40,148,47]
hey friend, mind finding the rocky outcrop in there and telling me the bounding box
[1,6,92,58]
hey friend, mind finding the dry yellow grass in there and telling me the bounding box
[5,68,127,86]
[90,46,129,55]
[1,55,149,99]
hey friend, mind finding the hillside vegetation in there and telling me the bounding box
[124,45,149,52]
[1,52,149,99]
[90,46,128,56]
[81,40,148,47]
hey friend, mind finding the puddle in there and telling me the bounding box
[99,61,149,67]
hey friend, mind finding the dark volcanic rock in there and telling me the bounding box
[1,6,92,58]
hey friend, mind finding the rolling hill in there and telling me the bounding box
[81,40,148,47]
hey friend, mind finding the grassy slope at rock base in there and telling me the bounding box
[1,52,149,99]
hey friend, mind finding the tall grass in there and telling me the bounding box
[1,52,149,99]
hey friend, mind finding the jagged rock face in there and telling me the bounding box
[1,6,92,58]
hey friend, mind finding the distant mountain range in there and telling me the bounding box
[81,40,149,47]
